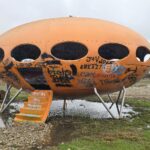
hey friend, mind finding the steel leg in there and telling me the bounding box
[108,94,115,109]
[94,87,115,119]
[94,87,126,119]
[0,88,22,113]
[63,99,67,117]
[115,90,122,116]
[119,87,126,118]
[0,85,12,111]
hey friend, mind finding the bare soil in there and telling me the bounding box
[125,78,150,99]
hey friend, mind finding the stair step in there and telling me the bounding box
[31,92,50,97]
[15,90,53,123]
[24,102,48,109]
[28,96,49,103]
[16,113,41,118]
[15,113,42,121]
[14,118,43,123]
[20,108,45,115]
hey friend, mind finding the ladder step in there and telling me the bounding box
[15,90,53,123]
[16,113,41,118]
[14,118,43,123]
[20,107,45,115]
[24,102,48,108]
[15,113,42,121]
[28,96,49,103]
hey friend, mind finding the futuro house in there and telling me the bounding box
[0,17,150,122]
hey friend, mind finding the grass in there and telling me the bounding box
[59,139,149,150]
[49,99,150,150]
[126,98,150,107]
[0,81,28,101]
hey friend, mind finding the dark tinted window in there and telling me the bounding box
[98,43,129,60]
[51,42,88,60]
[17,67,51,90]
[136,46,150,62]
[11,44,41,61]
[0,48,4,61]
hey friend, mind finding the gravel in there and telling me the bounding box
[0,122,53,150]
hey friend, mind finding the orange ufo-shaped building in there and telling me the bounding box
[0,17,150,122]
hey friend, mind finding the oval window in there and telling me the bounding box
[0,48,4,62]
[11,44,41,62]
[51,42,88,60]
[98,43,129,61]
[136,46,150,62]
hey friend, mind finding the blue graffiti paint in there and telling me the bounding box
[102,62,126,75]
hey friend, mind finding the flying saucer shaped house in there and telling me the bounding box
[0,17,150,122]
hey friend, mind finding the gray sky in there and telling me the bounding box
[0,0,150,39]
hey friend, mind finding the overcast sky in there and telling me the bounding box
[0,0,150,39]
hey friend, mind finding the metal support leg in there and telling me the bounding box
[63,99,67,117]
[109,90,123,112]
[115,90,123,115]
[94,87,115,119]
[6,84,11,101]
[108,94,115,109]
[0,85,12,111]
[94,87,126,119]
[0,88,23,113]
[119,87,126,118]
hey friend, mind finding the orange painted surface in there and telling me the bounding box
[15,90,53,123]
[0,17,149,97]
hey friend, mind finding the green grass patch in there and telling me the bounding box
[0,81,28,101]
[50,99,150,150]
[126,99,150,107]
[59,139,149,150]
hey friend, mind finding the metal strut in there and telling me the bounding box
[0,84,12,111]
[63,99,67,117]
[0,86,23,113]
[94,87,126,119]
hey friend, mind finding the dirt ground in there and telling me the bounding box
[125,78,150,99]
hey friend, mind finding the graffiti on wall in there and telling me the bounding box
[48,64,77,87]
[102,62,126,75]
[77,78,94,87]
